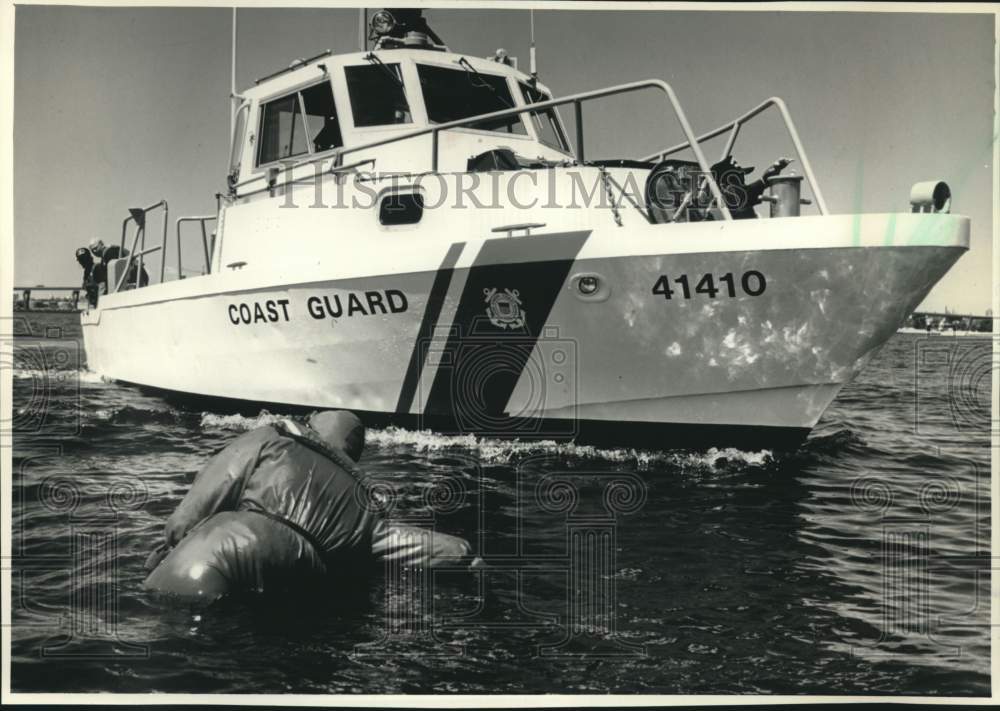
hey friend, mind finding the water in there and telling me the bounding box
[9,311,992,695]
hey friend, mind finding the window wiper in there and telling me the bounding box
[364,52,407,97]
[457,57,513,109]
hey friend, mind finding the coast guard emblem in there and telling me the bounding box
[484,288,525,329]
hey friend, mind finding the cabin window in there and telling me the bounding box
[300,82,342,153]
[418,64,526,134]
[519,82,570,152]
[345,63,412,127]
[258,94,308,165]
[257,81,343,166]
[379,192,424,226]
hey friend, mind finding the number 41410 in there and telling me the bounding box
[651,270,767,299]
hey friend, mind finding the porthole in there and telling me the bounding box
[379,192,424,226]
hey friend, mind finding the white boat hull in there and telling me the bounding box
[81,212,968,449]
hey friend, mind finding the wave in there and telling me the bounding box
[195,412,774,469]
[11,368,109,384]
[800,427,868,455]
[92,405,189,425]
[199,410,287,431]
[367,426,774,469]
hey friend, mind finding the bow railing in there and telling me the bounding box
[643,96,828,215]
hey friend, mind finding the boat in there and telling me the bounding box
[898,311,993,337]
[80,9,970,450]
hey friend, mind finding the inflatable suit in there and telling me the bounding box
[143,411,472,603]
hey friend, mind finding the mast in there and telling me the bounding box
[529,9,537,80]
[230,7,237,138]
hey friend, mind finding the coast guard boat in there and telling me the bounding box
[80,9,969,449]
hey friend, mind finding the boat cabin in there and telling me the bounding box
[87,9,850,299]
[228,44,574,198]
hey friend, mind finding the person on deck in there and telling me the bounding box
[89,238,148,292]
[143,410,477,603]
[75,247,100,307]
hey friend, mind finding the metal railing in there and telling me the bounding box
[113,205,220,292]
[115,200,168,293]
[175,216,217,277]
[643,96,828,216]
[234,157,377,201]
[231,78,735,220]
[109,83,829,296]
[13,286,85,311]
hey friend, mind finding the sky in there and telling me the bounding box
[12,3,996,314]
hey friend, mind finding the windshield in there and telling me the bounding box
[519,82,570,153]
[417,63,526,135]
[345,63,411,127]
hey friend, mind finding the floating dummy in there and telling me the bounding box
[144,411,475,603]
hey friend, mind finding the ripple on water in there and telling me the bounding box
[9,318,992,695]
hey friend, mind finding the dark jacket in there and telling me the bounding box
[165,421,381,564]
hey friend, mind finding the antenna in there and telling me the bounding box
[529,9,537,80]
[230,7,237,137]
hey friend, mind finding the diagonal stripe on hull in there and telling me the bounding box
[395,241,465,414]
[420,231,591,433]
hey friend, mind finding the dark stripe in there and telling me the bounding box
[394,241,465,414]
[421,231,591,433]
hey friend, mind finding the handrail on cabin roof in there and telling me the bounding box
[254,49,334,85]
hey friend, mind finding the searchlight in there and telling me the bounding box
[370,10,396,37]
[910,181,952,214]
